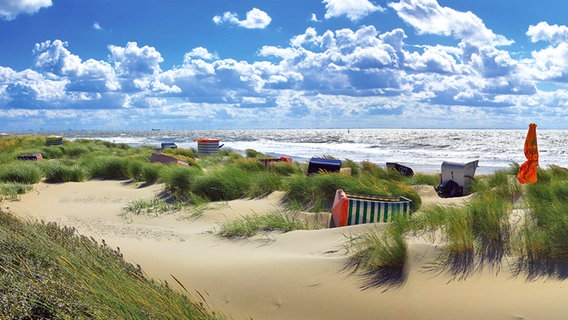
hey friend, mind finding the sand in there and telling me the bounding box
[3,180,568,319]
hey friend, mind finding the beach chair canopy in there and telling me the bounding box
[307,158,341,175]
[386,162,414,177]
[437,160,479,197]
[161,142,177,149]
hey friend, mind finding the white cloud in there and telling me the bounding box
[93,22,102,30]
[323,0,383,21]
[184,47,219,61]
[310,13,321,22]
[524,23,568,82]
[0,0,52,20]
[527,22,568,46]
[33,40,119,92]
[213,8,271,29]
[1,68,68,107]
[0,11,553,130]
[108,42,163,78]
[529,42,568,81]
[460,43,518,78]
[389,0,512,46]
[405,45,460,74]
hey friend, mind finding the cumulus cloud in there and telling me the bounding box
[213,8,271,29]
[107,42,180,93]
[1,68,68,108]
[184,47,219,61]
[525,22,568,82]
[527,22,568,45]
[389,0,512,46]
[529,42,568,81]
[0,6,550,129]
[93,22,102,30]
[323,0,383,21]
[33,40,119,92]
[0,0,52,20]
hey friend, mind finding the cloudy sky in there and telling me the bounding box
[1,0,568,131]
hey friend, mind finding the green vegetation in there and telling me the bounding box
[6,134,568,291]
[0,210,221,319]
[217,210,318,238]
[42,160,89,183]
[346,215,409,271]
[0,162,43,184]
[348,165,568,284]
[121,197,185,217]
[0,182,32,201]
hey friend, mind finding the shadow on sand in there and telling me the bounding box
[426,238,568,283]
[344,260,407,292]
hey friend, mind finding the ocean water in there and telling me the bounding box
[50,128,568,175]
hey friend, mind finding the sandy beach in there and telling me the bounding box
[3,180,568,320]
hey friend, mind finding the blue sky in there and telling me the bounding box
[2,0,568,131]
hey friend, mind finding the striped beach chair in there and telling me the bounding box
[331,189,411,227]
[45,136,63,146]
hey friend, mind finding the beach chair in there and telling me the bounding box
[45,136,63,146]
[307,158,341,175]
[386,162,414,177]
[436,160,479,197]
[331,189,412,227]
[161,142,177,149]
[17,153,43,161]
[150,153,189,166]
[259,157,293,168]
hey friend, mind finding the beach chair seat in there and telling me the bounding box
[331,189,412,227]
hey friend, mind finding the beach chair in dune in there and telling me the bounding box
[45,136,63,146]
[386,162,414,177]
[150,153,189,166]
[436,160,479,197]
[307,158,341,175]
[161,142,177,149]
[259,156,293,168]
[331,189,412,228]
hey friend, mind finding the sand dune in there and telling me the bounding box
[4,180,568,320]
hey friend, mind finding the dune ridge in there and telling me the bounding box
[4,180,568,320]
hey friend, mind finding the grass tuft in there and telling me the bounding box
[121,198,184,217]
[0,162,43,184]
[217,211,317,238]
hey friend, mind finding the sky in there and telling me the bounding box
[2,0,568,131]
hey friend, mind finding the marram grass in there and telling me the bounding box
[217,210,318,238]
[0,210,222,320]
[121,197,184,217]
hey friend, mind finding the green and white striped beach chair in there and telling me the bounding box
[332,190,412,227]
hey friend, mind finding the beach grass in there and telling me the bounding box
[0,182,32,201]
[121,197,185,217]
[521,177,568,263]
[217,210,318,238]
[346,215,409,271]
[191,166,251,201]
[0,161,43,184]
[161,165,202,200]
[268,161,301,176]
[408,173,439,186]
[0,210,221,319]
[42,160,89,183]
[80,155,132,180]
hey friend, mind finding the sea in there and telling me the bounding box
[34,128,568,175]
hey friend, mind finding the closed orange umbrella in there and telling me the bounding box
[517,123,538,184]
